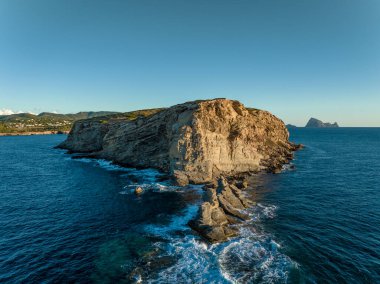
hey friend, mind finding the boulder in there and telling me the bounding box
[134,186,143,195]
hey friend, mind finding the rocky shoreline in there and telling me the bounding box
[57,99,302,242]
[0,130,69,137]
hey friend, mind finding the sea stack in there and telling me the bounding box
[58,99,299,185]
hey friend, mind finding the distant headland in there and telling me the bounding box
[305,118,339,128]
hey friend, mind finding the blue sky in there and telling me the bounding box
[1,0,379,126]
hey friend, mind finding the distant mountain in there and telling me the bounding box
[37,111,120,120]
[0,111,119,122]
[305,118,339,128]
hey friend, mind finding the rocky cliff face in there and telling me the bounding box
[59,99,302,242]
[58,99,298,185]
[305,117,339,128]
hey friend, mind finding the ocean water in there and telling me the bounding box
[0,129,379,283]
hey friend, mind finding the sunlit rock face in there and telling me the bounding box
[59,99,297,185]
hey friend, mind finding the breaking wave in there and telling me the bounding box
[141,199,297,283]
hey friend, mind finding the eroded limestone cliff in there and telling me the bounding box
[59,99,296,185]
[58,99,298,185]
[58,98,302,242]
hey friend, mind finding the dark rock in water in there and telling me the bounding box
[293,143,305,150]
[305,118,339,128]
[188,177,251,243]
[128,248,177,282]
[92,233,158,283]
[235,177,249,190]
[134,186,143,195]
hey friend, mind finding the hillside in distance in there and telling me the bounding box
[0,110,163,134]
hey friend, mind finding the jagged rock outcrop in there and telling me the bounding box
[305,118,339,128]
[58,99,299,184]
[58,98,303,243]
[188,176,253,242]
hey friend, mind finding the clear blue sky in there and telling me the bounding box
[1,0,379,126]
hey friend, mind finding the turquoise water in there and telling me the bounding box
[0,129,379,283]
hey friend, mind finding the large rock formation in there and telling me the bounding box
[58,99,299,185]
[58,99,303,242]
[189,176,253,242]
[305,118,339,128]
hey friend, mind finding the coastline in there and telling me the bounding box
[0,131,69,137]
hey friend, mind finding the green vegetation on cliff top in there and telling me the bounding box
[0,102,263,134]
[0,109,164,133]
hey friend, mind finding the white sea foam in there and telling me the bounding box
[144,204,199,237]
[143,199,297,284]
[282,163,295,171]
[70,158,168,180]
[71,156,296,283]
[218,228,294,284]
[257,203,278,219]
[70,157,132,171]
[65,157,92,163]
[95,159,134,171]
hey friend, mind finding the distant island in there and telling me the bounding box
[0,111,121,135]
[305,118,339,128]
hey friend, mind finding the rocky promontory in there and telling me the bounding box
[305,118,339,128]
[58,99,299,184]
[58,98,301,242]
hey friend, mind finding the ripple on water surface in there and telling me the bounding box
[2,130,379,283]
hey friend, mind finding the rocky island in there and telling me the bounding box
[58,99,301,242]
[305,117,339,128]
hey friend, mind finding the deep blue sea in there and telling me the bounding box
[0,128,379,283]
